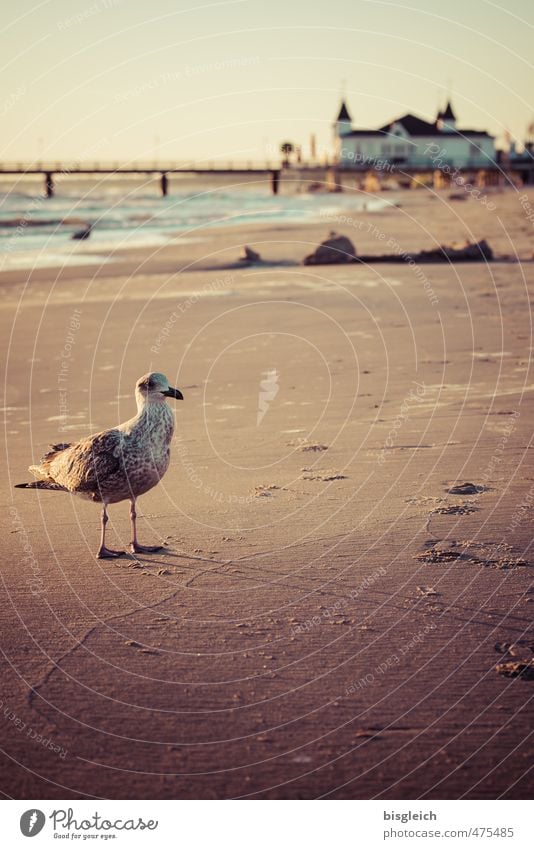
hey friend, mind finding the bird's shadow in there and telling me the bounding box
[118,544,223,567]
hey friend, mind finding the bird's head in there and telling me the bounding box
[135,372,183,407]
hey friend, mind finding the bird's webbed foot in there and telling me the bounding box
[129,542,164,554]
[97,546,126,559]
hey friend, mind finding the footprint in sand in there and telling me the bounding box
[495,640,534,656]
[405,495,445,507]
[496,661,534,680]
[446,482,488,495]
[252,484,284,497]
[288,438,329,452]
[416,586,440,597]
[432,504,478,515]
[494,641,534,680]
[125,640,160,655]
[301,468,347,482]
[414,547,467,564]
[414,539,529,569]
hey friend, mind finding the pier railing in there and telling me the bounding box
[0,161,293,195]
[0,159,530,197]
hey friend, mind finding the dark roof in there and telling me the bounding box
[379,112,491,138]
[336,100,352,122]
[442,100,456,120]
[343,129,385,137]
[458,129,493,137]
[381,113,439,135]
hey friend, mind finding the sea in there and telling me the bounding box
[0,174,389,271]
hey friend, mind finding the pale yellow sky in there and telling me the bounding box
[1,0,533,163]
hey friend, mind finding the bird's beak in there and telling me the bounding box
[163,387,183,400]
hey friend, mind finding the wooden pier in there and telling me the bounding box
[0,162,285,196]
[0,159,531,198]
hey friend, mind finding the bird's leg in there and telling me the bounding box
[97,505,125,559]
[129,499,163,554]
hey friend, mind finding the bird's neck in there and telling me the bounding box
[135,394,169,414]
[135,398,173,424]
[125,402,174,444]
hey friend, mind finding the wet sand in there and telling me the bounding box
[1,187,533,799]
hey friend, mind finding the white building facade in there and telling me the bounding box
[334,100,496,170]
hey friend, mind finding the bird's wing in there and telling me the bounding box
[40,442,72,462]
[28,442,73,482]
[50,441,72,451]
[41,429,125,495]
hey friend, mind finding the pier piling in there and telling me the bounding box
[44,172,54,198]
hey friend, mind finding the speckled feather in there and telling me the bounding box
[27,391,175,504]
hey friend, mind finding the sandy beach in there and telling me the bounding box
[1,186,533,799]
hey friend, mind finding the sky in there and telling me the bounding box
[1,0,533,163]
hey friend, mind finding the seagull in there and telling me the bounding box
[15,372,183,559]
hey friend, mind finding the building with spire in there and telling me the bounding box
[440,100,457,133]
[333,100,353,138]
[333,98,495,169]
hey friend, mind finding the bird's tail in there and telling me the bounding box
[15,481,67,491]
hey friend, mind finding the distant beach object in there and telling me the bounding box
[280,141,295,168]
[72,223,92,240]
[303,231,357,265]
[357,239,494,263]
[303,234,494,265]
[400,239,494,263]
[240,245,261,263]
[15,372,183,559]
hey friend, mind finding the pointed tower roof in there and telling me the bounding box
[442,100,456,120]
[336,100,352,122]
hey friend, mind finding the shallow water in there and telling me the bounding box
[0,176,388,269]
